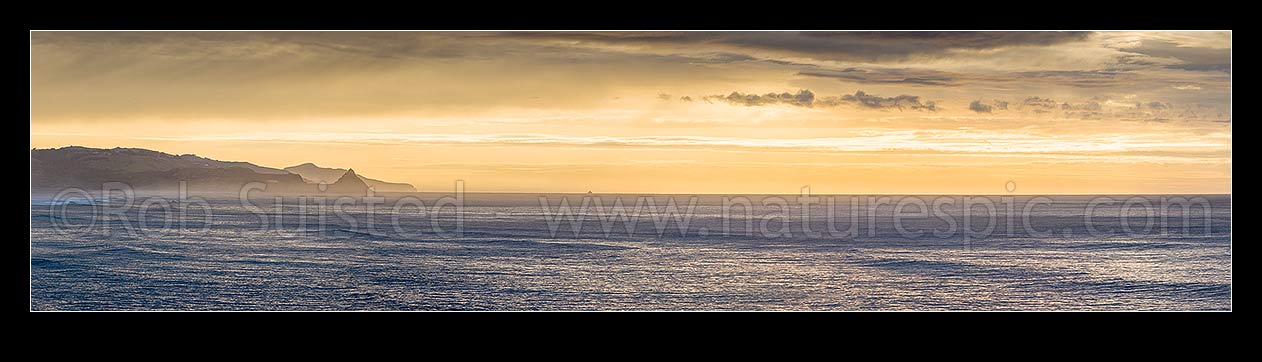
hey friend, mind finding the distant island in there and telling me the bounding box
[30,146,416,194]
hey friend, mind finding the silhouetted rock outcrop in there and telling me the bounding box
[284,163,416,192]
[324,168,372,194]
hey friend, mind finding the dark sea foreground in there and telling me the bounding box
[30,193,1231,310]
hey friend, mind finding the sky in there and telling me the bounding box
[30,31,1231,194]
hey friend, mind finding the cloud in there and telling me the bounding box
[1000,94,1229,122]
[503,31,1093,63]
[705,90,816,107]
[967,99,1009,113]
[1115,54,1162,66]
[30,31,1231,126]
[797,68,958,86]
[1011,70,1131,88]
[799,61,1221,91]
[31,32,486,62]
[969,100,994,113]
[1061,101,1102,111]
[677,52,761,64]
[657,93,673,101]
[1165,63,1231,73]
[804,31,1092,48]
[694,89,938,112]
[1116,39,1231,74]
[1022,97,1060,109]
[834,90,938,111]
[727,32,1092,62]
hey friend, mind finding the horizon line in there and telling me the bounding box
[28,187,1232,197]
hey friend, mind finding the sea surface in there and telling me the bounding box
[30,193,1231,310]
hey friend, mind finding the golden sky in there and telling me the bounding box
[30,31,1231,194]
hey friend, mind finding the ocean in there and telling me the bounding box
[30,193,1231,310]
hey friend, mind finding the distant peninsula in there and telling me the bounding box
[30,146,416,194]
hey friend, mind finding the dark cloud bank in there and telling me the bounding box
[701,89,939,111]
